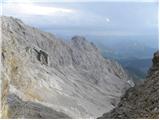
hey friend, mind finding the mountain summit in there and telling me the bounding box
[1,16,133,118]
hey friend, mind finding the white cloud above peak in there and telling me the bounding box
[18,4,74,15]
[2,0,75,16]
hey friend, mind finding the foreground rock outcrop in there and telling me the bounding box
[6,93,71,118]
[98,51,159,119]
[1,16,133,118]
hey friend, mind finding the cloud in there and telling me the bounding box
[2,0,75,16]
[17,4,74,15]
[2,0,157,38]
[2,0,109,28]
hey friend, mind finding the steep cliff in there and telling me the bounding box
[1,16,133,118]
[98,51,159,119]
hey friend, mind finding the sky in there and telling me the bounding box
[1,0,159,48]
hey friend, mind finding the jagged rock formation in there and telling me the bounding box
[1,16,133,118]
[98,51,159,119]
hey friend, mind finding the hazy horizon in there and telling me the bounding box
[1,0,159,50]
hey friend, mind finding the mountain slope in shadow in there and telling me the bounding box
[98,51,159,119]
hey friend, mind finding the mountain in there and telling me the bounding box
[98,51,159,119]
[93,37,157,60]
[118,58,152,80]
[92,37,157,80]
[1,16,133,118]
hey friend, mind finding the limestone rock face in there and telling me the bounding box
[98,51,159,119]
[6,93,71,119]
[1,16,132,118]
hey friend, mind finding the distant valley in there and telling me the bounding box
[117,58,152,80]
[92,38,157,80]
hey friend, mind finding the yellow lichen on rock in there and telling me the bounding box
[1,74,9,118]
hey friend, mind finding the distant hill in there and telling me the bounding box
[117,58,152,80]
[93,37,156,80]
[98,42,156,60]
[90,36,157,60]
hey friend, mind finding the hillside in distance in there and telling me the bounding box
[93,38,157,80]
[118,58,152,80]
[92,36,158,60]
[1,16,133,119]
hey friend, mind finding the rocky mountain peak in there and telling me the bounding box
[72,35,86,41]
[70,35,97,52]
[1,16,132,118]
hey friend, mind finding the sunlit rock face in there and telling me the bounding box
[1,16,132,118]
[98,51,159,119]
